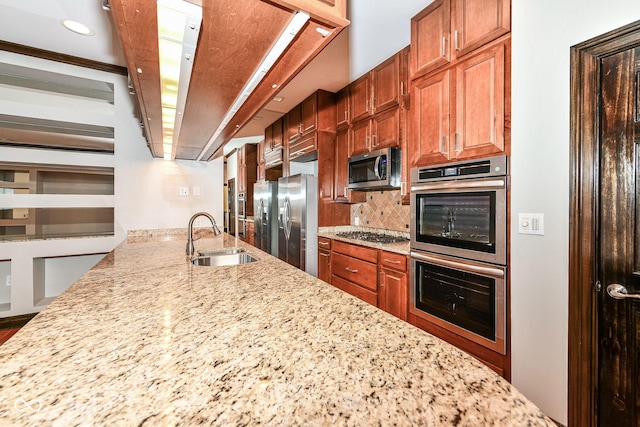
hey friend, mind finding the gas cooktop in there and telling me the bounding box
[335,231,409,244]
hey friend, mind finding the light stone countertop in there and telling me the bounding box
[318,226,410,255]
[0,233,553,426]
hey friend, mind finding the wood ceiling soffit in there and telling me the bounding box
[175,0,291,159]
[263,0,349,27]
[110,0,163,157]
[203,19,341,160]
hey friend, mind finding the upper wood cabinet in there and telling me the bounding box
[349,107,401,157]
[334,128,366,204]
[286,90,336,161]
[411,0,510,79]
[350,51,407,123]
[336,87,350,129]
[409,37,509,168]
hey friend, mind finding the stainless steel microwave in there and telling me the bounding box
[348,147,401,190]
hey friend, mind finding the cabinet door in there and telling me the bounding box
[411,0,451,79]
[238,164,247,193]
[349,73,371,123]
[264,124,273,153]
[318,250,331,283]
[410,69,451,168]
[371,107,400,150]
[336,87,350,129]
[349,119,371,157]
[286,106,302,142]
[452,0,510,58]
[454,40,506,160]
[379,267,408,321]
[289,133,317,161]
[334,128,349,203]
[300,93,317,136]
[371,54,401,115]
[272,118,284,150]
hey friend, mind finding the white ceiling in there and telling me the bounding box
[0,0,431,156]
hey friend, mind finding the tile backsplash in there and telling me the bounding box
[350,190,410,232]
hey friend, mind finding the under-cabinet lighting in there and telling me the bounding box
[196,11,310,161]
[157,0,201,161]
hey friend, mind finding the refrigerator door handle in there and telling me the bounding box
[284,196,292,240]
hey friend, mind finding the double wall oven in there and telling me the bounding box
[410,156,508,355]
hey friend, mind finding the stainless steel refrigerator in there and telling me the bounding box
[253,181,279,257]
[277,174,317,276]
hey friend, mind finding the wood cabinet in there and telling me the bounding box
[378,251,408,321]
[243,218,255,246]
[263,117,284,169]
[349,107,401,157]
[350,51,406,124]
[237,144,257,200]
[336,87,350,129]
[286,90,336,161]
[334,128,365,204]
[318,236,332,283]
[330,240,378,306]
[410,0,510,79]
[409,37,509,168]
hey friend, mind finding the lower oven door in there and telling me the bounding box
[410,250,506,354]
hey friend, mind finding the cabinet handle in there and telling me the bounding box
[379,271,384,286]
[401,182,406,196]
[366,136,370,148]
[371,97,376,113]
[371,134,377,147]
[345,267,358,273]
[454,30,460,51]
[319,241,330,246]
[400,81,404,96]
[442,36,447,56]
[344,186,348,196]
[320,252,330,257]
[441,136,447,154]
[366,99,369,112]
[383,259,402,264]
[455,133,461,152]
[345,110,349,122]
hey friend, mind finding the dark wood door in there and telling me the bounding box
[597,45,640,426]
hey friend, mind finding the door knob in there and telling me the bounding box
[607,283,640,300]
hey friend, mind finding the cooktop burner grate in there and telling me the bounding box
[335,231,409,244]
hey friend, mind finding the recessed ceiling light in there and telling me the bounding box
[61,19,94,36]
[273,96,284,102]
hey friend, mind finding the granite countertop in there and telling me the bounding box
[0,232,553,425]
[318,226,411,255]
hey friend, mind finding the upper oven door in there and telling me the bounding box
[410,176,508,265]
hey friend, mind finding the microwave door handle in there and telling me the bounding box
[374,156,382,180]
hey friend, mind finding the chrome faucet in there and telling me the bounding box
[187,212,221,256]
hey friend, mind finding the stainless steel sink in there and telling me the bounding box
[197,247,246,257]
[191,249,258,267]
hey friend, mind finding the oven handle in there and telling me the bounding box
[410,251,505,278]
[410,178,507,192]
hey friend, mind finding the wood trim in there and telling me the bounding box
[0,41,127,76]
[0,313,37,330]
[569,19,640,427]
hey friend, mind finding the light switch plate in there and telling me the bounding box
[518,213,544,235]
[179,187,189,196]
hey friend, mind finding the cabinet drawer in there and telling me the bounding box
[289,133,317,160]
[332,240,378,263]
[380,251,407,272]
[318,236,332,250]
[331,274,377,306]
[331,252,377,291]
[264,147,283,168]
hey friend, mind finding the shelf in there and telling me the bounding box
[0,260,9,311]
[33,253,107,306]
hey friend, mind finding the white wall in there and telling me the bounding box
[511,1,640,424]
[0,51,223,316]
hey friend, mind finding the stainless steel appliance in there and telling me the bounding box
[410,251,506,354]
[409,155,508,355]
[277,174,317,275]
[253,180,279,257]
[227,178,236,236]
[348,147,401,190]
[237,193,246,239]
[410,155,508,265]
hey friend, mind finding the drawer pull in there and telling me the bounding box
[383,259,402,264]
[318,241,330,246]
[345,267,358,273]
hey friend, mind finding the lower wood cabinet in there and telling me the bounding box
[378,250,409,321]
[330,240,378,306]
[318,236,332,283]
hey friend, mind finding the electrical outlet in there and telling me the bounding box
[179,187,189,196]
[5,275,11,287]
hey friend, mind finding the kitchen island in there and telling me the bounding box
[0,232,553,425]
